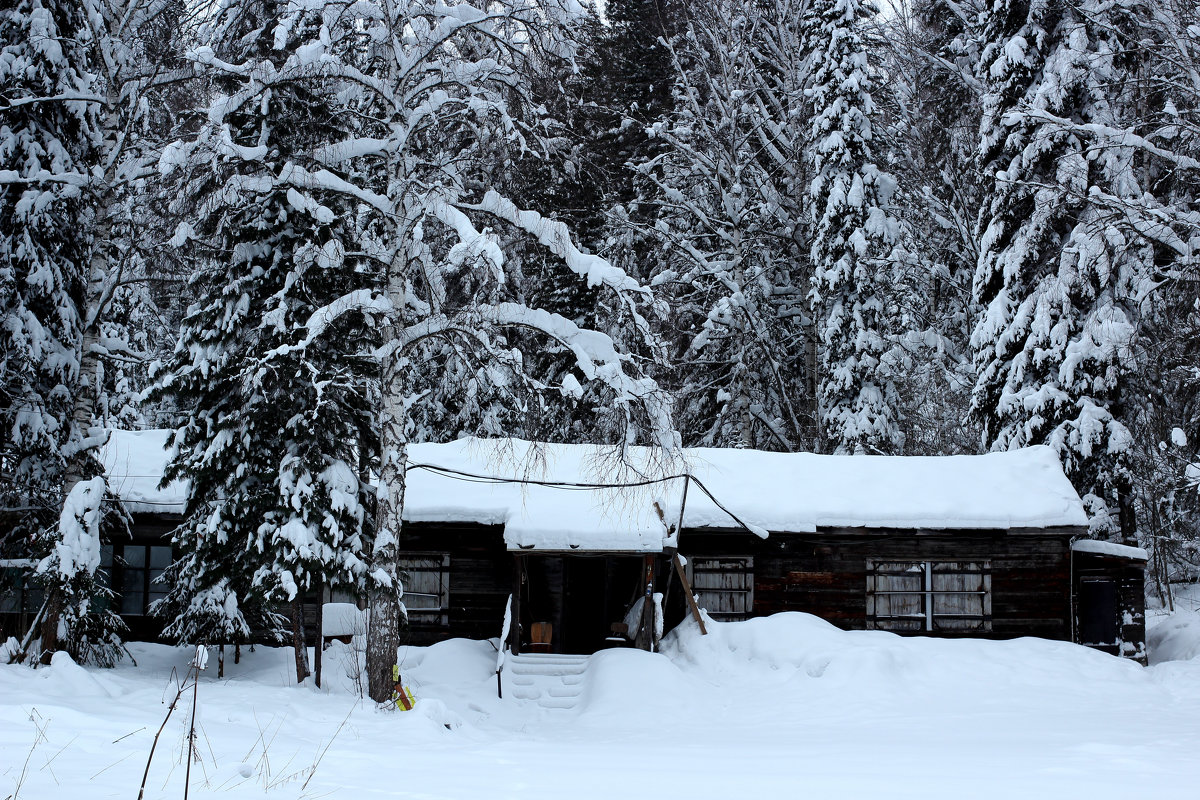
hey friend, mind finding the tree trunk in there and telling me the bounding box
[804,315,821,451]
[289,599,309,683]
[366,206,413,702]
[314,576,323,689]
[37,588,64,665]
[47,90,124,663]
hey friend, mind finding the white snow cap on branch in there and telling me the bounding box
[41,477,108,579]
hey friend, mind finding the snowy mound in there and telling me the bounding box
[1149,611,1200,664]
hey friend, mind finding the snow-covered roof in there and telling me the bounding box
[1071,539,1149,561]
[100,429,188,515]
[99,431,1089,552]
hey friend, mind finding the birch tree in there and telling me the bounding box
[1,0,189,662]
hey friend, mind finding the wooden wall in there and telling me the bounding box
[677,528,1078,641]
[1072,551,1147,664]
[399,522,512,646]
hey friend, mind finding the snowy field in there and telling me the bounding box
[3,612,1200,800]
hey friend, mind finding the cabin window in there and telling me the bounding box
[0,568,44,615]
[102,543,173,616]
[687,556,754,621]
[866,560,991,633]
[399,553,450,627]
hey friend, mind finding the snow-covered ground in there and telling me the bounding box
[1149,582,1200,665]
[3,612,1199,799]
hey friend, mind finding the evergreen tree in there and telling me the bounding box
[156,0,378,681]
[971,0,1150,539]
[804,0,902,455]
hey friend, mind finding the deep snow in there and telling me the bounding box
[2,613,1198,799]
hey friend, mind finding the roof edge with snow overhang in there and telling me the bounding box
[1071,539,1149,561]
[100,431,1090,553]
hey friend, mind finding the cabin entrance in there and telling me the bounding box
[513,554,650,655]
[1078,577,1118,647]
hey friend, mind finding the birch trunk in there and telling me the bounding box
[42,87,123,661]
[366,197,411,702]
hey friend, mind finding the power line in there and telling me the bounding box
[404,462,763,537]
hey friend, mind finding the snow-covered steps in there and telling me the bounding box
[504,653,590,711]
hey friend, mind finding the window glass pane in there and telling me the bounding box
[149,568,168,605]
[150,546,172,570]
[872,562,924,623]
[121,569,146,615]
[97,545,113,591]
[25,586,44,614]
[0,570,21,613]
[690,557,753,620]
[123,546,146,568]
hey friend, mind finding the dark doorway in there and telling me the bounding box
[1078,578,1118,646]
[520,555,645,654]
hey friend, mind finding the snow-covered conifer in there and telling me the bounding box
[804,0,902,455]
[155,0,378,681]
[971,0,1152,539]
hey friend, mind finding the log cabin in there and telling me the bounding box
[1,432,1148,663]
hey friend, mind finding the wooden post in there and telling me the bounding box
[672,554,707,635]
[642,554,656,652]
[314,576,324,689]
[511,555,522,656]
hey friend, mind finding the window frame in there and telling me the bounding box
[686,555,755,621]
[866,559,992,633]
[398,552,451,627]
[101,542,173,616]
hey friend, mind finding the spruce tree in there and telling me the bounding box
[804,0,902,455]
[156,0,378,681]
[971,0,1148,539]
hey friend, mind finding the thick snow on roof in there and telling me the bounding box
[100,429,187,514]
[405,438,1087,550]
[405,439,682,552]
[1071,539,1149,561]
[100,431,1088,551]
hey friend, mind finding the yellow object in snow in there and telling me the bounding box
[392,665,415,711]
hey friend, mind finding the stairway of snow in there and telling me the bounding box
[504,653,590,710]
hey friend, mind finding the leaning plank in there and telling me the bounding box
[673,554,708,636]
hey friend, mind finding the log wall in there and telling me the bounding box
[677,528,1078,641]
[398,522,512,646]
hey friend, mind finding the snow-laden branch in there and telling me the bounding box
[1016,108,1200,173]
[465,191,650,296]
[263,290,394,362]
[38,477,108,580]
